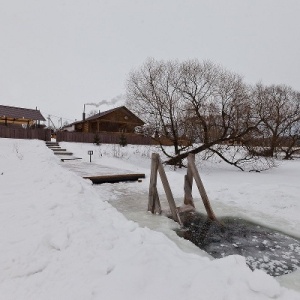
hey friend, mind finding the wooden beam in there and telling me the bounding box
[187,154,217,221]
[157,156,182,225]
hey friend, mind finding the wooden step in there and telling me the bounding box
[51,148,67,151]
[83,173,145,184]
[53,152,73,156]
[46,142,59,146]
[61,157,82,162]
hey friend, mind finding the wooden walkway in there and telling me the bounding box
[60,160,145,184]
[47,140,146,184]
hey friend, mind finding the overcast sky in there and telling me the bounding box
[1,0,299,125]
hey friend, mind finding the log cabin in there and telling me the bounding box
[0,104,46,127]
[67,106,144,134]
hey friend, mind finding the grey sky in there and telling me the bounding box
[1,0,299,125]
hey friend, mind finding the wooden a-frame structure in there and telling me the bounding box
[148,153,217,225]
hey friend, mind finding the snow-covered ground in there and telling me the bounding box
[1,138,300,299]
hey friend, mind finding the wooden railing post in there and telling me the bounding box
[184,154,195,207]
[148,153,182,225]
[187,154,217,221]
[157,156,182,225]
[148,153,161,214]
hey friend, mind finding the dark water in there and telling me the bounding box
[176,211,300,277]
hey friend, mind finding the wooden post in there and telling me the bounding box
[148,153,161,214]
[157,156,182,225]
[184,154,195,207]
[187,154,217,221]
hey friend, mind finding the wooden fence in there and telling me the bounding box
[56,131,157,145]
[0,126,51,141]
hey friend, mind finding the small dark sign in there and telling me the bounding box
[88,150,93,162]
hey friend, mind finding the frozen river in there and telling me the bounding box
[93,181,300,292]
[59,158,300,293]
[93,182,210,258]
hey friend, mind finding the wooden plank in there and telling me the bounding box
[157,156,182,225]
[177,204,196,214]
[83,173,145,184]
[53,152,73,156]
[61,158,82,162]
[187,155,217,221]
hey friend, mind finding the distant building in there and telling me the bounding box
[64,106,144,134]
[0,104,46,127]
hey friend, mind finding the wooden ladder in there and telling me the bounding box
[148,153,217,225]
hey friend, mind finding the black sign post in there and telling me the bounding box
[88,150,93,162]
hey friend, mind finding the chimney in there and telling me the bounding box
[83,104,86,121]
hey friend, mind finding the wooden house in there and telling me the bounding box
[0,104,46,127]
[69,106,145,134]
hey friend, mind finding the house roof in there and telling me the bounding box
[85,106,121,122]
[71,106,144,125]
[0,105,46,121]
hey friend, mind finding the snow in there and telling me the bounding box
[0,138,300,299]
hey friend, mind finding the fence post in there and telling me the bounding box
[187,154,217,221]
[45,129,51,141]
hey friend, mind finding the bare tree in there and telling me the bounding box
[126,58,263,169]
[165,60,260,167]
[126,59,191,166]
[252,84,300,159]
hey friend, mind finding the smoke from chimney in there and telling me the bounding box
[83,95,124,120]
[84,95,122,107]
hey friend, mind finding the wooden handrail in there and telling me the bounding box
[187,154,217,221]
[148,153,181,224]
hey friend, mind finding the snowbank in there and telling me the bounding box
[0,139,299,299]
